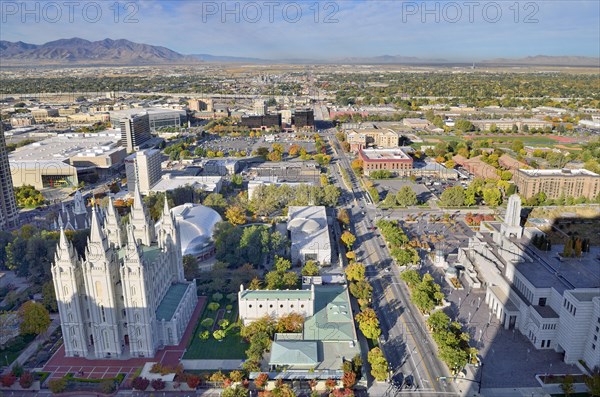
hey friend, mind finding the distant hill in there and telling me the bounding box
[481,55,599,67]
[0,38,197,65]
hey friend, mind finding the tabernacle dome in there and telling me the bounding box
[157,203,222,261]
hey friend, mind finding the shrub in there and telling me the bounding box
[151,378,166,390]
[101,379,116,394]
[226,304,233,312]
[201,318,215,328]
[208,302,220,311]
[213,329,226,340]
[19,371,34,389]
[186,374,201,389]
[200,330,210,340]
[132,376,150,391]
[48,378,67,394]
[219,319,230,329]
[1,372,16,387]
[212,292,224,301]
[11,362,24,377]
[150,363,162,373]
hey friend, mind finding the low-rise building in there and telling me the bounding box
[471,119,552,131]
[514,168,600,200]
[238,282,361,378]
[403,118,431,129]
[287,206,332,266]
[9,132,126,189]
[453,155,500,180]
[358,148,413,176]
[152,174,222,194]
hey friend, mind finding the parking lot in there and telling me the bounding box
[196,134,316,157]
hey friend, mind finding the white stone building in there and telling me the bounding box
[51,187,197,359]
[287,206,332,266]
[455,194,600,370]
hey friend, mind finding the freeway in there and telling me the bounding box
[325,129,457,395]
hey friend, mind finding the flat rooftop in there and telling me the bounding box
[9,132,122,163]
[152,175,222,193]
[518,168,599,177]
[360,148,411,160]
[239,289,313,301]
[513,243,600,293]
[110,107,186,118]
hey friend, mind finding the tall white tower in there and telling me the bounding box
[501,194,523,238]
[51,228,88,357]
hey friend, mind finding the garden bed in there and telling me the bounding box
[183,300,248,360]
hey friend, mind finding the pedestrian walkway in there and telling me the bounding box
[2,314,61,375]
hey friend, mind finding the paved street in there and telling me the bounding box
[327,130,458,396]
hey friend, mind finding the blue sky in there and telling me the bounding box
[2,0,599,60]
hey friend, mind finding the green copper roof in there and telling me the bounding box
[270,341,318,366]
[155,283,189,321]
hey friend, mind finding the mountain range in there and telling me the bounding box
[1,38,598,67]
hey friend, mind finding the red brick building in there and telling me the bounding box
[358,148,413,176]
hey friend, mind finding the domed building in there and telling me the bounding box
[158,203,222,262]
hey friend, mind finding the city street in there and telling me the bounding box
[327,129,457,396]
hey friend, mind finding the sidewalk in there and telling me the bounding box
[3,315,61,375]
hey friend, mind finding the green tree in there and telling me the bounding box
[345,262,366,282]
[482,187,502,206]
[42,281,58,312]
[341,231,356,249]
[301,260,320,276]
[561,375,575,397]
[396,186,418,207]
[440,186,465,207]
[367,347,389,381]
[585,372,600,396]
[183,255,199,280]
[19,301,51,335]
[355,308,381,340]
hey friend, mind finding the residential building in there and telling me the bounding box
[454,194,600,369]
[453,155,500,180]
[254,100,267,116]
[471,119,553,131]
[345,127,400,152]
[30,108,60,123]
[403,118,431,129]
[514,169,600,200]
[125,149,162,194]
[120,113,151,153]
[52,192,197,359]
[358,148,413,176]
[499,154,528,172]
[0,131,18,229]
[287,206,332,266]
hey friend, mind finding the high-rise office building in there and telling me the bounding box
[0,131,18,230]
[125,149,162,194]
[120,113,151,153]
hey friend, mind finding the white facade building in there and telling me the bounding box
[51,187,197,359]
[455,194,600,370]
[125,149,162,194]
[287,206,332,266]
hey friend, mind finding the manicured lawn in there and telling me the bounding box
[183,302,249,360]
